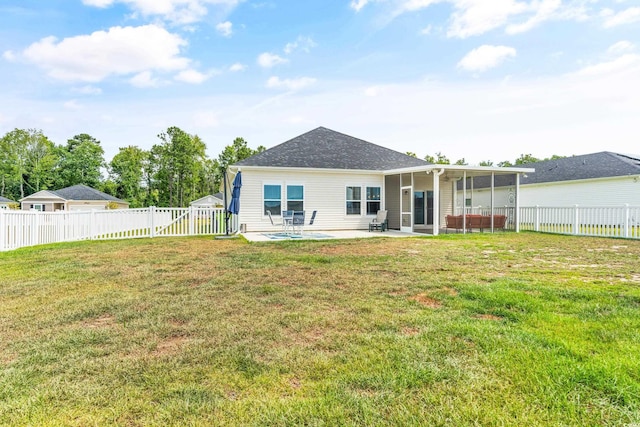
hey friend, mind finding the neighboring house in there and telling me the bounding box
[0,196,15,210]
[458,152,640,208]
[230,127,532,234]
[20,184,129,211]
[190,194,224,208]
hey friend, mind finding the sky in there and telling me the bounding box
[1,0,639,166]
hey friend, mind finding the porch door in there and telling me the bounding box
[401,186,413,232]
[414,192,425,225]
[426,191,434,225]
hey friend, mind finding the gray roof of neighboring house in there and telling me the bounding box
[463,152,640,189]
[234,127,430,170]
[0,196,15,203]
[51,184,127,203]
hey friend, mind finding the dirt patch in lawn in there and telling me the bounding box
[84,314,116,329]
[410,294,442,308]
[152,335,190,356]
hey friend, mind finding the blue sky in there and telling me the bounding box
[1,0,639,165]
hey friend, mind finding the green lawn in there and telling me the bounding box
[1,233,639,426]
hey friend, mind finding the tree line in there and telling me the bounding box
[0,127,264,208]
[405,151,566,167]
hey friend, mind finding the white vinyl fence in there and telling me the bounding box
[460,205,640,239]
[0,207,238,251]
[519,205,640,239]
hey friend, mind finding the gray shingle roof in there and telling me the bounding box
[234,127,430,170]
[0,196,15,203]
[51,184,127,203]
[465,152,640,189]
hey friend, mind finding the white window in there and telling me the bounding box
[286,185,304,212]
[264,184,282,216]
[346,186,361,215]
[366,187,381,215]
[31,204,44,212]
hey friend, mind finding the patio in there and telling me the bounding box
[241,229,425,242]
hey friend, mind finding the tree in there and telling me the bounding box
[454,158,468,165]
[497,160,513,167]
[425,152,450,165]
[54,134,105,188]
[152,127,208,207]
[109,146,147,207]
[479,160,494,166]
[214,137,265,191]
[405,151,417,158]
[514,153,540,165]
[0,128,57,199]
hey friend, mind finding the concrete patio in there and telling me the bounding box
[241,229,428,242]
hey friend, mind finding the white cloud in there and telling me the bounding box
[350,0,370,12]
[364,86,382,96]
[575,54,640,77]
[130,71,162,88]
[447,0,530,38]
[505,0,561,34]
[420,25,433,35]
[73,85,103,95]
[602,7,640,28]
[458,45,517,72]
[21,25,190,82]
[608,41,635,55]
[229,63,246,72]
[216,21,233,37]
[284,36,317,55]
[81,0,240,25]
[174,69,210,84]
[266,76,316,91]
[257,52,288,68]
[3,50,16,61]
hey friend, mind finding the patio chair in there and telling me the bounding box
[291,211,306,234]
[267,210,280,230]
[369,210,388,232]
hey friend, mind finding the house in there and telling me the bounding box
[230,127,533,234]
[458,152,640,208]
[190,194,224,208]
[0,196,15,210]
[19,184,129,211]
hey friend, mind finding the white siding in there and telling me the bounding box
[237,168,384,232]
[458,176,640,208]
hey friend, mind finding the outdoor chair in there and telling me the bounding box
[267,210,284,231]
[292,210,306,234]
[369,210,388,232]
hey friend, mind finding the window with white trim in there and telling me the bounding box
[264,184,281,215]
[31,204,44,211]
[366,187,381,215]
[346,186,361,215]
[286,185,304,211]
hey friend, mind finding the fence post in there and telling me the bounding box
[624,204,630,238]
[535,205,540,232]
[150,206,156,238]
[573,205,579,235]
[189,206,195,236]
[0,209,5,251]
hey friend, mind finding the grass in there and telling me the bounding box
[1,233,639,426]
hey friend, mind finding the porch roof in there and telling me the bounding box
[382,164,535,178]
